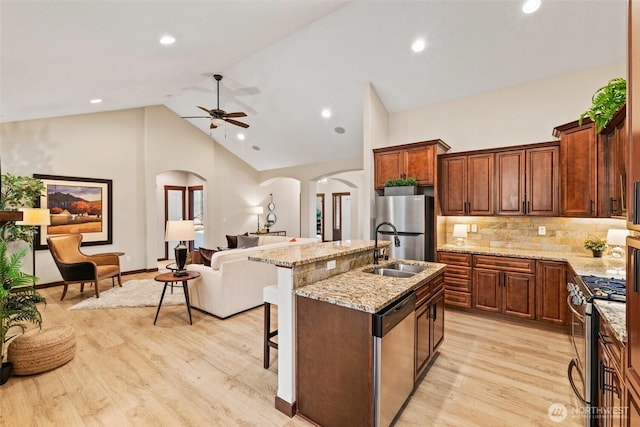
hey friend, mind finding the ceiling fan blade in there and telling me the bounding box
[197,106,213,115]
[181,116,211,119]
[224,112,247,118]
[224,118,249,128]
[210,121,218,129]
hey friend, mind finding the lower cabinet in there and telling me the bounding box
[472,256,535,320]
[437,252,472,308]
[536,260,568,326]
[415,274,444,379]
[597,312,625,427]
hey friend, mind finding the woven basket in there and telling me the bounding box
[8,326,76,376]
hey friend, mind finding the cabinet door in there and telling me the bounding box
[606,117,627,217]
[628,382,640,427]
[535,261,567,325]
[405,144,435,186]
[560,122,598,217]
[441,156,467,215]
[628,0,640,231]
[415,301,431,378]
[430,290,445,353]
[467,153,494,215]
[496,150,525,215]
[502,272,535,319]
[473,268,501,313]
[527,146,559,216]
[374,150,403,189]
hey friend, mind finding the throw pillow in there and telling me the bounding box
[198,247,217,267]
[237,234,259,248]
[226,232,248,249]
[289,237,297,242]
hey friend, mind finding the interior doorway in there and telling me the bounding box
[332,192,351,241]
[164,186,186,260]
[316,193,325,241]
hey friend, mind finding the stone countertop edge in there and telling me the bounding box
[437,244,625,279]
[294,260,447,314]
[249,239,390,268]
[594,300,626,344]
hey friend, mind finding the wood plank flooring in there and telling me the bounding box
[0,270,583,426]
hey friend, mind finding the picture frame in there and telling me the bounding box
[33,174,113,249]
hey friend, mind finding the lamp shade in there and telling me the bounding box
[452,224,468,238]
[253,206,264,215]
[16,208,51,226]
[606,228,629,246]
[165,220,195,242]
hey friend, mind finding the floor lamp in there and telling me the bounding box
[16,208,51,282]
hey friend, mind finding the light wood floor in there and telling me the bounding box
[0,270,583,427]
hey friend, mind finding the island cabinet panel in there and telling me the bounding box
[415,273,445,380]
[556,120,598,217]
[535,261,568,326]
[440,153,493,216]
[296,296,374,427]
[437,252,472,308]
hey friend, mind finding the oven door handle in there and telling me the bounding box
[566,295,585,322]
[568,359,587,404]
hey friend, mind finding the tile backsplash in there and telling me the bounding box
[441,216,631,254]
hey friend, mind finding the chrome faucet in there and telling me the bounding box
[374,222,401,265]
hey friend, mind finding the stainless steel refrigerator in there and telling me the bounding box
[375,195,434,262]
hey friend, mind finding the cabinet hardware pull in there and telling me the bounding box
[522,201,526,214]
[590,200,594,215]
[527,201,531,214]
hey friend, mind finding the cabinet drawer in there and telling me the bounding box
[444,276,471,292]
[473,255,535,274]
[444,265,471,280]
[599,318,624,373]
[437,252,472,266]
[415,281,431,307]
[445,290,471,308]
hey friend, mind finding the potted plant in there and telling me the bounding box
[583,236,609,258]
[0,237,46,385]
[0,173,46,243]
[384,177,418,196]
[578,77,626,133]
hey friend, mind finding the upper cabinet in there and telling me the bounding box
[600,107,627,217]
[441,153,494,216]
[495,145,559,216]
[554,120,598,217]
[373,140,450,190]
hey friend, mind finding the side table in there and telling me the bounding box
[153,271,200,325]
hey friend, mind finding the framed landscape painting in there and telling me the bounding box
[33,174,113,249]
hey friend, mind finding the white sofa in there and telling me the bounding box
[186,235,318,318]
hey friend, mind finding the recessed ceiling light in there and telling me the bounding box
[159,35,176,45]
[252,145,261,151]
[237,133,245,140]
[90,98,102,104]
[411,38,426,53]
[522,0,541,14]
[321,108,331,118]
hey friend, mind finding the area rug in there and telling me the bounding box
[68,279,185,310]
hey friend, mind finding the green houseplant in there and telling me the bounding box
[583,236,609,258]
[0,237,46,384]
[578,77,626,133]
[0,173,46,243]
[383,177,418,196]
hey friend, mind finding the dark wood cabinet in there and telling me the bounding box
[472,255,535,320]
[374,140,449,190]
[597,310,625,427]
[415,274,444,379]
[495,149,524,215]
[554,120,598,217]
[535,261,567,326]
[437,251,472,308]
[600,107,627,218]
[441,153,494,216]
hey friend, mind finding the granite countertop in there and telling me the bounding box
[294,259,447,314]
[594,300,626,344]
[249,239,389,268]
[437,244,626,279]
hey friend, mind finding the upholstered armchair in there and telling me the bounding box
[47,234,122,300]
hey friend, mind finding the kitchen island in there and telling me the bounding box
[249,239,445,424]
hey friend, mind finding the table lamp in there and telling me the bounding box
[165,220,195,277]
[452,224,468,246]
[606,228,629,259]
[254,206,264,232]
[16,207,51,279]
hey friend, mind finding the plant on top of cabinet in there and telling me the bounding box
[384,177,417,187]
[579,77,626,133]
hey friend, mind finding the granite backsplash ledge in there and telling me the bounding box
[440,216,633,254]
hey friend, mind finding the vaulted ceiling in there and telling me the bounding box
[0,0,627,171]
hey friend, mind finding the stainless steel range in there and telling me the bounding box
[567,275,626,426]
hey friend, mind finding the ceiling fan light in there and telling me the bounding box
[212,118,226,127]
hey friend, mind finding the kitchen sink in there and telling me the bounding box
[365,268,415,278]
[384,263,425,274]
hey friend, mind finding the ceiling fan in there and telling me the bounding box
[182,74,249,129]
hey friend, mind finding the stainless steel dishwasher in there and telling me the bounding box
[373,291,416,427]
